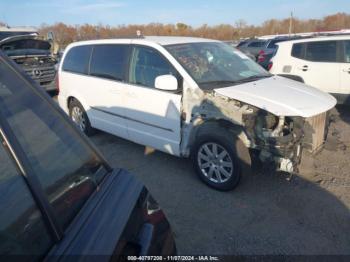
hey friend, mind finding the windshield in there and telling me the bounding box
[0,52,107,230]
[166,42,270,89]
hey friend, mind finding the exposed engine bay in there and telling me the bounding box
[180,86,328,174]
[0,34,57,91]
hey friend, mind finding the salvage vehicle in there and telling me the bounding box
[0,51,176,260]
[270,35,350,104]
[0,26,57,92]
[57,36,336,191]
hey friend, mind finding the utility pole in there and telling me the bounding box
[289,12,293,36]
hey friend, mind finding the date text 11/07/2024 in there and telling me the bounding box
[127,256,220,261]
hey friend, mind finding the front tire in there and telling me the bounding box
[69,99,95,136]
[191,129,251,191]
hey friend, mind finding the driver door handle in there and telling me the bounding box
[298,65,309,72]
[342,68,350,73]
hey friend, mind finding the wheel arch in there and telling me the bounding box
[67,95,91,117]
[184,118,252,157]
[189,118,253,190]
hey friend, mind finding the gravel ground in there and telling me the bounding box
[90,106,350,255]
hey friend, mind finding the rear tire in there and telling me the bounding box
[191,128,251,191]
[69,99,95,136]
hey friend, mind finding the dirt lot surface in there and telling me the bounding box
[91,106,350,255]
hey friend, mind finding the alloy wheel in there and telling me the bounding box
[71,106,86,132]
[197,142,233,183]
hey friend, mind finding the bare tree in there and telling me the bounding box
[37,12,350,48]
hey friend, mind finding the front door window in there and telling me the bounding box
[129,46,178,88]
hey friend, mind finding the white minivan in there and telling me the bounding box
[58,36,336,191]
[270,35,350,104]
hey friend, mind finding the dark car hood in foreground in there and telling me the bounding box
[47,169,175,260]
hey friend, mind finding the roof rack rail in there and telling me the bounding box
[100,32,145,40]
[102,35,145,39]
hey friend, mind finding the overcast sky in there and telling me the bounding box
[1,0,350,27]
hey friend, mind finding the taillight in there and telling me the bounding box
[267,62,273,71]
[55,73,60,94]
[258,50,266,63]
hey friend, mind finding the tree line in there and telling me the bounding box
[3,12,350,48]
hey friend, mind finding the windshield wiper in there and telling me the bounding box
[200,80,239,87]
[200,75,272,89]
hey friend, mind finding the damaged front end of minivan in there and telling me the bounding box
[180,85,330,174]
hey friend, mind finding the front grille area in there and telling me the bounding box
[24,66,56,85]
[304,111,328,153]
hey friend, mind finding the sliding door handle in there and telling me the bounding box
[299,65,309,72]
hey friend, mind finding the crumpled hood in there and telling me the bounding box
[214,76,336,117]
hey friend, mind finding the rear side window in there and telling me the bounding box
[62,45,92,74]
[236,41,247,48]
[267,40,279,49]
[291,43,304,59]
[90,44,129,81]
[248,41,265,48]
[305,41,337,62]
[0,60,105,231]
[0,137,52,259]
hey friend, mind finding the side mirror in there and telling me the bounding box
[155,75,178,91]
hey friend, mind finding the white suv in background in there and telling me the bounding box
[57,36,336,191]
[270,35,350,104]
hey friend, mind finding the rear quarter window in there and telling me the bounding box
[62,45,92,74]
[236,41,247,48]
[291,43,304,59]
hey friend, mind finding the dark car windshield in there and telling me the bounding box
[0,53,107,230]
[166,42,270,89]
